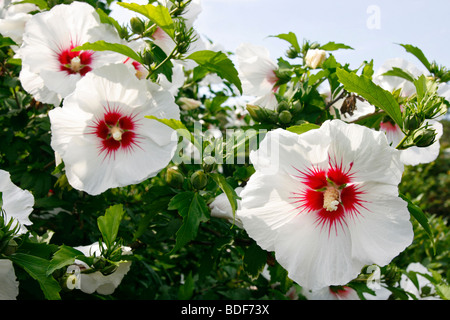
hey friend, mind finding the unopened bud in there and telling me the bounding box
[286,47,298,59]
[278,110,292,124]
[291,100,303,113]
[246,104,265,122]
[403,113,424,131]
[277,101,290,113]
[191,170,208,190]
[166,167,184,189]
[3,239,18,255]
[305,49,327,69]
[265,108,279,124]
[130,17,145,34]
[413,127,436,147]
[142,49,154,66]
[178,97,202,110]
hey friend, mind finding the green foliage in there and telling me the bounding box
[187,50,243,94]
[336,68,403,126]
[118,2,175,39]
[0,0,448,302]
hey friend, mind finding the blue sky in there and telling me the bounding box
[111,0,450,72]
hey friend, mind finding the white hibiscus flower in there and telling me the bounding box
[399,262,442,300]
[71,242,132,295]
[237,120,414,290]
[0,0,38,47]
[236,43,279,110]
[18,2,124,105]
[48,63,180,195]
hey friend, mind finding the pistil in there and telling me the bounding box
[323,186,340,212]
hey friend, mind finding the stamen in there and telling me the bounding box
[110,126,124,141]
[70,56,82,72]
[323,186,340,212]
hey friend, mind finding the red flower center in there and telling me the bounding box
[58,44,93,76]
[291,157,367,234]
[89,106,142,159]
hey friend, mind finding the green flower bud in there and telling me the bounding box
[130,17,145,35]
[403,113,424,131]
[286,47,299,59]
[3,239,18,256]
[277,101,290,113]
[191,170,208,190]
[202,156,216,173]
[166,167,184,189]
[246,104,265,122]
[278,110,292,124]
[413,127,436,147]
[142,49,154,66]
[291,100,303,113]
[265,108,279,124]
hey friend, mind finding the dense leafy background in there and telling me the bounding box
[0,0,448,300]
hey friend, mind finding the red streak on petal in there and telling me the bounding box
[57,43,94,76]
[88,105,142,160]
[294,165,327,190]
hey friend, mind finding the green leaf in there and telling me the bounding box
[17,0,48,10]
[320,41,354,51]
[46,245,88,276]
[148,42,173,82]
[168,191,195,214]
[96,8,124,35]
[178,272,195,300]
[97,204,125,249]
[118,2,175,39]
[73,41,143,64]
[336,68,403,126]
[0,36,17,48]
[209,173,239,221]
[400,194,435,254]
[413,74,427,102]
[145,116,202,152]
[186,50,243,94]
[436,284,450,300]
[171,192,210,253]
[271,32,301,52]
[8,253,61,300]
[398,43,431,71]
[286,122,320,135]
[243,242,267,278]
[382,67,416,83]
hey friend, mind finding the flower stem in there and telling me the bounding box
[146,45,178,80]
[395,134,409,150]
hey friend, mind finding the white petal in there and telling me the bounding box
[0,169,34,234]
[347,182,414,266]
[274,212,357,289]
[0,259,19,300]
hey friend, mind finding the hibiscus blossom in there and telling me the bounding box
[236,43,279,110]
[48,64,180,195]
[18,2,124,105]
[237,120,413,289]
[71,242,132,295]
[0,0,38,47]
